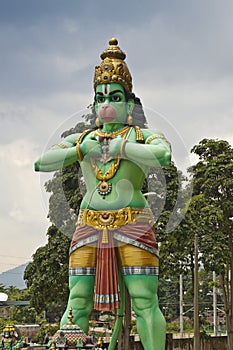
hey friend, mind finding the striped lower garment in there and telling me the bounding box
[69,207,159,311]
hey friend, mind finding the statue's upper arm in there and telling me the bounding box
[52,133,81,149]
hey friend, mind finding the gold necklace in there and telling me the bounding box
[93,125,131,139]
[91,126,131,197]
[90,156,121,197]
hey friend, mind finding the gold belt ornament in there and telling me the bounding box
[78,207,153,244]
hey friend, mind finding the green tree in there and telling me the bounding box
[24,225,70,319]
[0,286,36,325]
[157,138,232,345]
[157,171,194,279]
[190,138,233,349]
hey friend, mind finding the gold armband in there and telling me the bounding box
[145,134,169,145]
[76,142,84,161]
[120,139,128,158]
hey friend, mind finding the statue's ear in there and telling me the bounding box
[127,99,134,115]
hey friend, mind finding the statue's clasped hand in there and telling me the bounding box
[108,137,127,158]
[80,138,102,158]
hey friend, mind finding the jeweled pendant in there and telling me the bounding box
[97,181,112,196]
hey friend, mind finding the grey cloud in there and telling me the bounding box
[2,0,232,103]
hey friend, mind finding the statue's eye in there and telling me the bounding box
[111,95,121,102]
[97,96,105,103]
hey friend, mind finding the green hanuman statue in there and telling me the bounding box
[35,38,171,350]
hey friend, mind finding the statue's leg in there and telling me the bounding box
[60,244,97,333]
[60,275,95,333]
[123,274,166,350]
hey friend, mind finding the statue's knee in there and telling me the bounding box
[68,280,94,316]
[132,295,158,315]
[71,296,93,317]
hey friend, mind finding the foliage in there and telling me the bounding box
[0,318,17,331]
[158,268,217,326]
[160,138,232,347]
[24,225,70,317]
[158,139,232,277]
[190,139,233,273]
[155,138,232,345]
[36,323,60,344]
[45,163,82,238]
[147,162,180,217]
[156,165,192,277]
[166,318,193,334]
[190,138,233,349]
[0,286,36,325]
[158,275,180,321]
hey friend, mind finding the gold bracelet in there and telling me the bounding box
[119,139,128,158]
[76,142,84,161]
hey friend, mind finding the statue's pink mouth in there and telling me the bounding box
[99,105,116,122]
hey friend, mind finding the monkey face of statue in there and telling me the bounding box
[95,83,134,125]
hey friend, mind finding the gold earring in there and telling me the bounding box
[95,117,101,127]
[127,115,133,125]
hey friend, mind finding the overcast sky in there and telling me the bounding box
[0,0,232,276]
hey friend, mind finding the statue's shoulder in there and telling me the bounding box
[63,129,95,145]
[129,126,165,143]
[62,133,81,145]
[141,128,170,146]
[140,128,165,142]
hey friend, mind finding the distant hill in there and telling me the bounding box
[0,263,29,289]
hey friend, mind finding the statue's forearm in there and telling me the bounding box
[124,142,171,167]
[34,147,78,172]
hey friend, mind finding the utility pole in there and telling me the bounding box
[213,271,218,336]
[118,287,131,350]
[193,234,200,350]
[180,274,184,338]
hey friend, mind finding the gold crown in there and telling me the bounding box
[94,37,133,92]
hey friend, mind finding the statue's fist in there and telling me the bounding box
[80,138,101,158]
[108,137,124,158]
